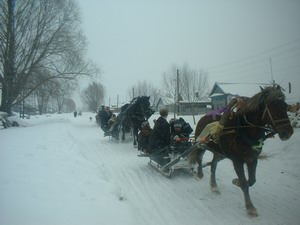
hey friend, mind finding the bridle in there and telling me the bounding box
[226,99,290,134]
[261,100,291,132]
[138,98,153,120]
[128,97,152,121]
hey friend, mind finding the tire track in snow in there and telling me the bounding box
[64,113,300,225]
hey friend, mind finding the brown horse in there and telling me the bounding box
[190,85,293,217]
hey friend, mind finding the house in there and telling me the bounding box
[209,82,270,109]
[176,101,211,115]
[153,97,165,112]
[164,100,211,115]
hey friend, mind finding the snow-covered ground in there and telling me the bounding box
[0,112,299,225]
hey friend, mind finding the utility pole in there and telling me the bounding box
[173,77,176,119]
[269,58,275,85]
[176,69,180,115]
[117,94,119,112]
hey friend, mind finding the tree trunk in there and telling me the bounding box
[0,87,13,115]
[0,0,16,115]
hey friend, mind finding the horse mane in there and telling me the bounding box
[119,96,150,116]
[121,103,129,111]
[238,85,286,115]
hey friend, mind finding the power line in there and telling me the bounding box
[207,41,300,80]
[207,37,300,71]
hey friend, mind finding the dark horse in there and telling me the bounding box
[190,85,293,217]
[110,96,154,146]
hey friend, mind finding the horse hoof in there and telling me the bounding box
[211,186,220,194]
[195,171,204,179]
[247,207,258,217]
[232,178,240,187]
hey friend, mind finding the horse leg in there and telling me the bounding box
[232,159,258,187]
[247,158,258,187]
[133,127,138,147]
[210,153,222,194]
[232,160,258,217]
[195,148,206,179]
[122,127,125,141]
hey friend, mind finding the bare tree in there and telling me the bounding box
[31,68,76,114]
[180,63,210,102]
[81,82,105,112]
[35,82,53,115]
[162,63,209,103]
[34,70,57,114]
[162,64,180,104]
[127,80,161,106]
[65,98,76,113]
[52,80,75,113]
[0,0,97,115]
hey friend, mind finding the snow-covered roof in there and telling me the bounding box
[210,93,225,97]
[178,100,211,104]
[210,82,270,98]
[209,82,299,103]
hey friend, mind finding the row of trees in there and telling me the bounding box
[127,63,210,106]
[0,0,209,115]
[80,63,210,113]
[0,0,98,115]
[80,62,209,113]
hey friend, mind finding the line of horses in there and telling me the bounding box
[101,85,294,217]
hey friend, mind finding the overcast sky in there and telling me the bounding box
[78,0,300,106]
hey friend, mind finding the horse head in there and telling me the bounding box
[258,85,293,140]
[136,96,154,119]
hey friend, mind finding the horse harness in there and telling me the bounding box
[219,100,289,154]
[261,100,291,130]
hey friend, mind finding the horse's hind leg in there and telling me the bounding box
[195,148,206,179]
[122,128,125,141]
[232,161,258,217]
[210,153,222,194]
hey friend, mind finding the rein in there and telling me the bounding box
[127,97,152,121]
[262,103,291,130]
[223,117,273,132]
[138,99,153,120]
[224,99,290,134]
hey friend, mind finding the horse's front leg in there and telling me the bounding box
[210,153,222,194]
[232,161,258,217]
[122,127,125,141]
[133,128,138,147]
[247,158,258,187]
[195,148,206,179]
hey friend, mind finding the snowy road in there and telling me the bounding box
[0,113,299,225]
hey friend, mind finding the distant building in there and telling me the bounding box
[177,101,211,115]
[209,82,270,109]
[154,97,165,112]
[164,100,211,115]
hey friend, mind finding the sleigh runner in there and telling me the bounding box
[138,136,200,177]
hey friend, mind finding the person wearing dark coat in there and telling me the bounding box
[148,108,170,153]
[138,121,152,153]
[99,106,112,132]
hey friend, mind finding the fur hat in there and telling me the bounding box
[159,108,168,117]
